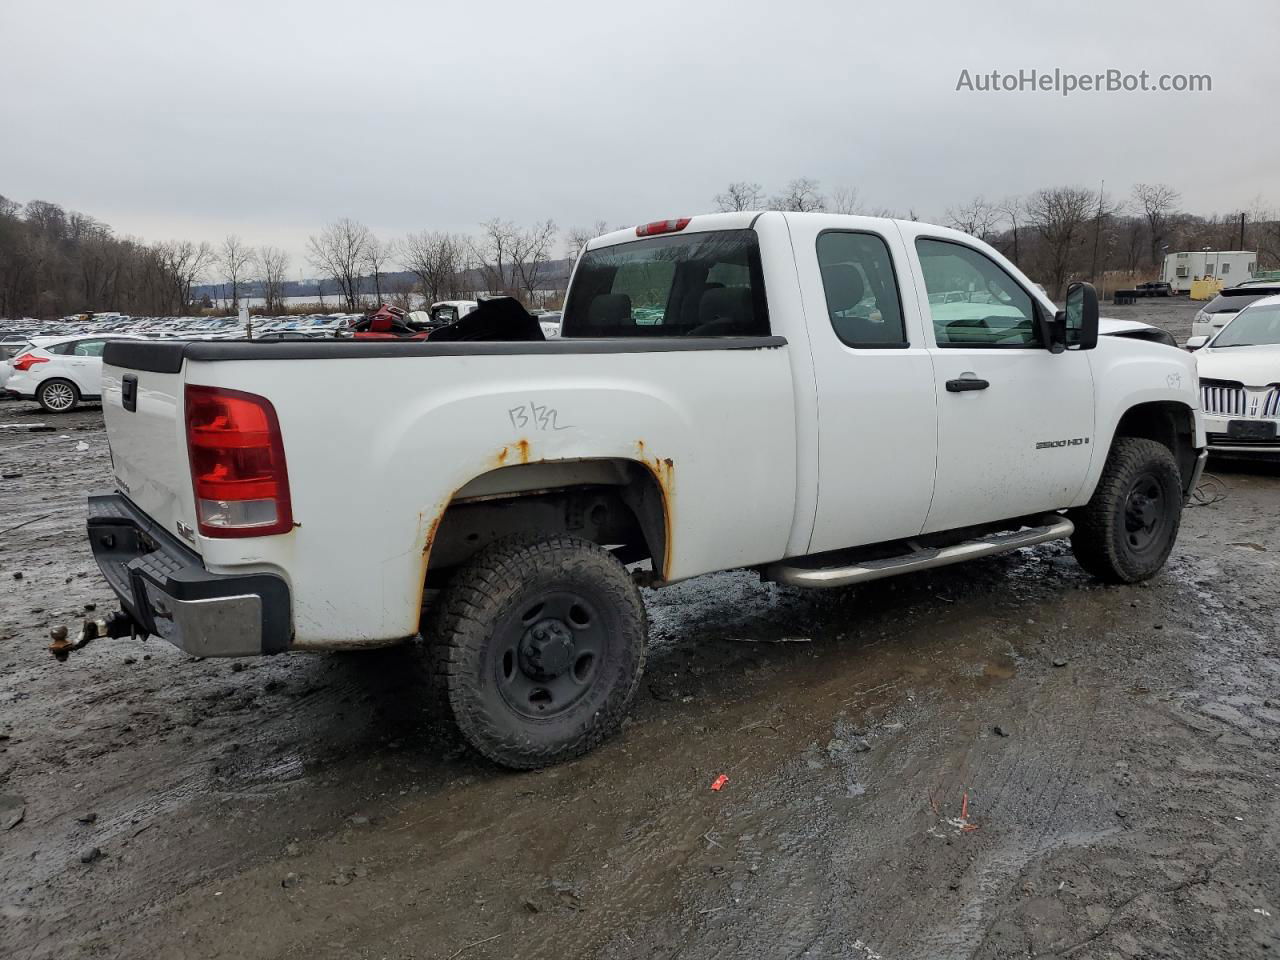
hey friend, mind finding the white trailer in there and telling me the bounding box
[1161,250,1256,293]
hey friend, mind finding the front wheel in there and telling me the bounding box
[37,379,79,413]
[1070,437,1183,584]
[425,536,647,769]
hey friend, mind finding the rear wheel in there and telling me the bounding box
[37,379,79,413]
[425,536,647,769]
[1070,437,1182,583]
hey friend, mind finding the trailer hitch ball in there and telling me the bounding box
[49,611,138,661]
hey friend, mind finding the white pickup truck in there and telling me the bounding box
[84,212,1206,768]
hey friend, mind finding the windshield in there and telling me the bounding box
[562,229,768,338]
[1211,304,1280,348]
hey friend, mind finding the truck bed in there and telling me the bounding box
[101,335,797,648]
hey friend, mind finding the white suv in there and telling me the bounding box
[4,334,137,412]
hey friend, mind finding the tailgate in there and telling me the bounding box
[100,341,199,549]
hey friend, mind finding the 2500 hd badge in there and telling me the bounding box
[1036,437,1091,449]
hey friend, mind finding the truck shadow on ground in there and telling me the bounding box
[292,541,1088,786]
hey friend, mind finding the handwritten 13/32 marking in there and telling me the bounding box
[508,401,572,432]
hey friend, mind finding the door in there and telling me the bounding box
[790,217,939,554]
[905,233,1094,533]
[66,338,108,395]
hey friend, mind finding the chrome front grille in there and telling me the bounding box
[1201,380,1280,417]
[1201,380,1246,415]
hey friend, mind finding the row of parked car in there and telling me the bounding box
[1,301,566,412]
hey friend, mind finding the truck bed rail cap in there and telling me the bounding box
[105,336,788,372]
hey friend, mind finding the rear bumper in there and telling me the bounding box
[87,492,292,657]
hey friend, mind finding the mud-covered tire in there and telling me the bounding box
[424,536,647,769]
[1070,437,1183,584]
[37,379,79,413]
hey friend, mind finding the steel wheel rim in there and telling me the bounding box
[494,588,611,720]
[1123,471,1166,554]
[43,382,74,411]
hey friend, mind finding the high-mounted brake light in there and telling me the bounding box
[184,384,293,538]
[636,217,692,237]
[12,353,49,372]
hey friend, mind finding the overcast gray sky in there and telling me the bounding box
[3,0,1276,266]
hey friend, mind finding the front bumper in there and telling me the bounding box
[87,492,292,656]
[1202,414,1280,456]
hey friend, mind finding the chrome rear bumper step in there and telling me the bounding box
[765,514,1075,589]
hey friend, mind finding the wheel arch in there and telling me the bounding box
[1108,400,1198,493]
[422,457,671,590]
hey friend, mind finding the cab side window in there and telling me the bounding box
[915,238,1038,347]
[816,232,907,348]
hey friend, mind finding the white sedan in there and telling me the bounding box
[1187,293,1280,456]
[4,334,137,413]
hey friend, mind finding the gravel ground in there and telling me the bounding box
[1,313,1277,959]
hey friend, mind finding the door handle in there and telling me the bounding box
[946,375,989,393]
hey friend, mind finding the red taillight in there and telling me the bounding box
[12,353,49,372]
[635,217,692,237]
[184,384,292,538]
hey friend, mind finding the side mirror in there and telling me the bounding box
[1059,281,1099,351]
[1185,335,1209,351]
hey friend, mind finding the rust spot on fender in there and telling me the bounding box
[494,438,533,468]
[634,441,675,580]
[422,513,442,557]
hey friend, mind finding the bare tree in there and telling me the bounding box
[153,240,213,313]
[216,234,253,311]
[1025,187,1097,298]
[997,196,1023,264]
[306,218,371,311]
[945,196,1001,241]
[714,181,765,213]
[565,220,610,263]
[472,218,518,296]
[769,178,826,212]
[400,230,467,304]
[253,246,290,314]
[364,235,393,305]
[828,186,864,215]
[511,220,558,306]
[1132,183,1181,267]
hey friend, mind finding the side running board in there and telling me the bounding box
[764,515,1075,589]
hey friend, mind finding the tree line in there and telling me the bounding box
[716,178,1280,297]
[0,196,577,319]
[5,181,1280,319]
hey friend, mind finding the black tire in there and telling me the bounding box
[1070,437,1182,584]
[37,379,79,414]
[425,536,647,769]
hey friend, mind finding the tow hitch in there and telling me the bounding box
[49,610,142,661]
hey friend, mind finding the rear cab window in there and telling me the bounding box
[816,231,907,348]
[562,229,769,337]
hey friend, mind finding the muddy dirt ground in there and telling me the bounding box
[2,306,1277,959]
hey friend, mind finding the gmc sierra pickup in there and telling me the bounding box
[82,211,1206,767]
